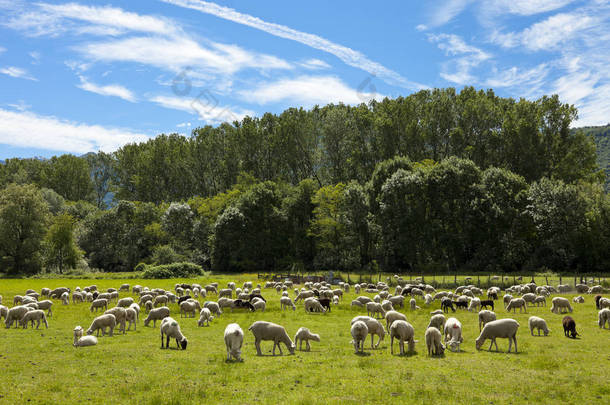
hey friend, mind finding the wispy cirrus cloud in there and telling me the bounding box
[150,95,254,124]
[428,34,491,84]
[161,0,425,90]
[0,66,37,80]
[0,108,149,153]
[77,76,136,102]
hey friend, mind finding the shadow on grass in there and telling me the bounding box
[354,351,372,357]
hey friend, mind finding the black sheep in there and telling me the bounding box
[453,301,468,310]
[177,295,191,305]
[487,291,498,300]
[441,298,455,313]
[233,299,255,311]
[480,300,495,311]
[562,316,578,338]
[595,295,603,310]
[248,293,266,303]
[318,298,331,312]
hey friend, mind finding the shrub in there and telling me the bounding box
[141,262,204,279]
[134,262,148,272]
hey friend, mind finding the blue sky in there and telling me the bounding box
[1,0,609,159]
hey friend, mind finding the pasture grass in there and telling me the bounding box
[0,275,608,404]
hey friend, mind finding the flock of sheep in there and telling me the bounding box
[1,277,609,361]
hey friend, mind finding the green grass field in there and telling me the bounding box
[1,275,609,405]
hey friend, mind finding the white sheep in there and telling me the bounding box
[204,301,222,316]
[197,308,214,327]
[534,296,546,307]
[572,296,584,304]
[351,316,385,348]
[252,300,266,312]
[248,321,295,356]
[388,295,404,309]
[86,314,116,337]
[0,304,7,321]
[468,297,481,312]
[160,317,188,350]
[144,306,170,327]
[351,321,368,354]
[20,309,48,329]
[475,318,519,353]
[528,316,550,336]
[90,298,108,313]
[5,306,30,328]
[425,326,445,356]
[294,327,320,351]
[180,300,201,317]
[351,300,364,308]
[304,297,326,313]
[355,296,373,305]
[105,307,127,334]
[224,323,244,361]
[443,317,463,352]
[153,295,169,307]
[600,298,610,309]
[550,297,573,314]
[73,325,97,347]
[126,307,137,331]
[409,298,420,311]
[389,320,415,356]
[427,314,446,332]
[129,303,140,321]
[506,298,527,313]
[117,297,134,308]
[384,310,407,332]
[478,310,496,331]
[366,302,385,318]
[598,308,610,329]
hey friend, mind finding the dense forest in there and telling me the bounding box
[0,87,608,276]
[574,124,610,192]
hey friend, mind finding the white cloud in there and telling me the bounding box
[0,66,37,80]
[0,108,149,153]
[237,75,382,107]
[150,95,254,124]
[300,59,331,70]
[429,34,491,84]
[29,51,41,64]
[77,76,136,102]
[482,0,576,17]
[162,0,425,90]
[520,13,595,51]
[426,0,474,28]
[176,122,191,128]
[5,100,31,112]
[0,46,5,54]
[486,64,549,88]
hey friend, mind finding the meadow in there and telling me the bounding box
[0,275,608,405]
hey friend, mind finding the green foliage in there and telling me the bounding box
[43,213,83,273]
[573,124,610,192]
[151,245,185,265]
[42,154,94,202]
[141,262,203,278]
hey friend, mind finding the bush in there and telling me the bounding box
[134,262,148,272]
[141,262,204,279]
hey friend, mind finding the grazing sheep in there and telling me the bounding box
[425,326,445,356]
[248,321,295,356]
[20,310,48,329]
[479,300,494,311]
[478,310,496,332]
[443,317,463,352]
[144,307,170,327]
[86,314,116,337]
[197,308,214,327]
[105,307,127,334]
[390,320,415,356]
[388,295,404,309]
[129,303,140,321]
[304,297,326,313]
[125,307,137,331]
[60,292,69,305]
[153,295,169,307]
[562,316,578,338]
[506,298,527,313]
[385,310,408,332]
[0,305,7,321]
[598,308,610,329]
[522,293,536,306]
[252,300,266,312]
[73,326,97,347]
[427,314,446,332]
[294,290,315,303]
[573,296,584,304]
[224,323,243,361]
[410,298,420,311]
[351,300,364,308]
[503,294,513,308]
[279,296,296,311]
[35,300,53,317]
[355,296,373,305]
[599,298,610,309]
[534,296,546,307]
[351,316,385,348]
[441,298,455,313]
[160,317,188,350]
[145,301,153,312]
[366,302,385,318]
[332,296,340,305]
[180,300,201,318]
[90,299,108,313]
[5,306,30,328]
[475,319,519,353]
[551,297,573,314]
[351,321,368,354]
[204,302,222,316]
[468,297,481,312]
[117,297,134,308]
[528,316,550,336]
[294,327,320,351]
[119,284,130,292]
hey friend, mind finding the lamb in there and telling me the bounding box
[61,292,69,305]
[333,296,340,305]
[595,295,603,309]
[125,307,137,331]
[351,316,385,348]
[562,316,578,338]
[252,300,266,312]
[105,307,127,334]
[598,308,610,329]
[425,326,445,356]
[144,306,170,327]
[351,321,368,354]
[441,298,455,313]
[5,306,30,328]
[73,326,97,347]
[551,297,573,314]
[224,323,243,361]
[385,310,408,332]
[475,319,519,353]
[20,309,48,329]
[410,298,420,311]
[366,302,385,318]
[390,320,415,356]
[468,297,481,312]
[503,294,513,308]
[443,317,463,352]
[478,310,496,331]
[294,327,320,351]
[506,298,527,313]
[318,298,331,312]
[72,292,84,304]
[528,316,550,336]
[160,317,188,350]
[427,314,446,332]
[479,300,494,311]
[599,298,610,309]
[572,296,584,304]
[86,314,116,337]
[248,321,295,356]
[90,298,108,312]
[197,308,214,327]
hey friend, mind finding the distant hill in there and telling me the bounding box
[574,124,610,192]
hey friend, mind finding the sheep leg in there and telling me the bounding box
[513,336,518,353]
[255,339,262,356]
[161,331,165,348]
[370,334,375,349]
[306,341,311,351]
[390,336,394,354]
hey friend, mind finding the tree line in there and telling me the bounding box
[0,87,607,275]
